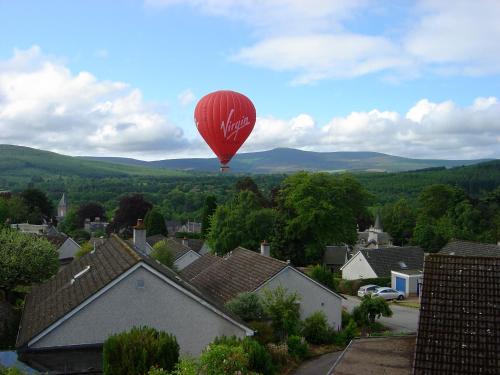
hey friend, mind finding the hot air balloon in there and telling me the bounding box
[194,90,256,172]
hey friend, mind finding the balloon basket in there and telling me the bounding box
[220,165,230,173]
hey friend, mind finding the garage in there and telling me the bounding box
[391,270,423,297]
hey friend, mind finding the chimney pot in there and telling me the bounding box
[260,240,270,257]
[182,237,189,247]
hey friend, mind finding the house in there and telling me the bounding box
[83,217,109,234]
[57,193,67,220]
[340,247,424,280]
[180,242,344,329]
[331,336,416,374]
[413,254,500,374]
[141,231,201,271]
[44,234,81,264]
[180,221,202,234]
[439,239,500,257]
[323,245,350,272]
[16,233,253,357]
[171,237,205,253]
[165,220,182,234]
[356,212,394,249]
[11,223,53,235]
[391,269,423,297]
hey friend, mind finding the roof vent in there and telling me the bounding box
[71,265,91,284]
[398,261,408,269]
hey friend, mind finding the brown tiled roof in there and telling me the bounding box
[414,255,500,374]
[439,239,500,257]
[171,237,204,253]
[17,236,139,348]
[17,235,248,349]
[180,253,223,280]
[184,248,287,303]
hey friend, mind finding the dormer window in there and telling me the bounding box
[398,261,408,269]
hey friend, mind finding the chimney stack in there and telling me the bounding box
[260,240,270,257]
[182,237,189,247]
[133,219,147,253]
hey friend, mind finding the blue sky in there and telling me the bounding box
[0,0,499,160]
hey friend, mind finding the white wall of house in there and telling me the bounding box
[256,267,342,330]
[341,252,378,280]
[391,271,422,296]
[58,238,81,261]
[174,251,201,271]
[30,265,250,355]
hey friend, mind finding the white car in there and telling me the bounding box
[372,287,405,301]
[357,284,380,298]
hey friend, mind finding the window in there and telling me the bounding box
[398,261,408,269]
[136,279,145,289]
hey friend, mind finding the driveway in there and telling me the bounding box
[293,351,342,375]
[342,295,419,333]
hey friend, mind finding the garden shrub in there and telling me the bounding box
[248,320,275,345]
[287,335,309,360]
[310,265,338,291]
[170,358,199,375]
[242,337,275,375]
[302,311,331,345]
[352,295,393,327]
[200,343,249,375]
[335,320,359,347]
[262,287,301,340]
[341,309,352,328]
[151,240,175,268]
[103,326,179,375]
[266,343,289,367]
[226,292,265,321]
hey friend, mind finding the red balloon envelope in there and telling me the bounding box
[194,90,256,169]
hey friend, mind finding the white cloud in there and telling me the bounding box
[149,0,500,83]
[242,98,500,159]
[0,46,190,159]
[178,89,196,107]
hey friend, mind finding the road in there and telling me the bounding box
[342,295,420,333]
[293,351,342,375]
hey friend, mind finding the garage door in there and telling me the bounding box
[396,277,406,293]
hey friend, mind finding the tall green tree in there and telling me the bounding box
[380,198,416,246]
[0,229,58,292]
[352,294,393,327]
[207,191,276,255]
[76,202,106,227]
[144,208,167,236]
[201,195,217,237]
[20,188,53,223]
[271,173,371,265]
[108,194,152,234]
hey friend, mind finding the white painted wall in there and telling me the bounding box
[174,250,201,271]
[31,266,249,355]
[256,267,342,330]
[341,252,377,280]
[58,238,81,261]
[391,271,422,296]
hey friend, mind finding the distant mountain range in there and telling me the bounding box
[82,147,491,173]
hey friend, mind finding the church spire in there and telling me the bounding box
[374,211,383,232]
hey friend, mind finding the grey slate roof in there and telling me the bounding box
[17,235,247,349]
[439,239,500,257]
[182,248,288,303]
[323,245,349,265]
[414,255,500,374]
[171,237,205,253]
[146,234,167,247]
[359,247,424,277]
[164,238,192,261]
[180,253,223,280]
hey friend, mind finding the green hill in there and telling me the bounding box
[0,144,185,185]
[84,147,490,173]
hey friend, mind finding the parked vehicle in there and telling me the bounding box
[357,284,380,298]
[372,287,405,300]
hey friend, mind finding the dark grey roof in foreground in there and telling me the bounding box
[414,254,500,374]
[360,247,424,277]
[439,239,500,257]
